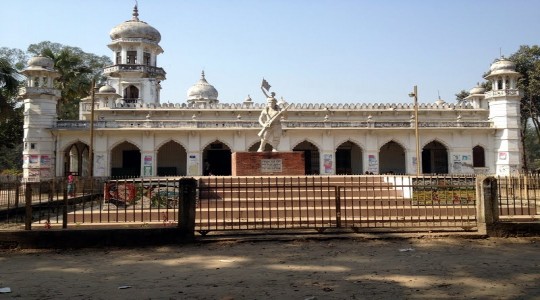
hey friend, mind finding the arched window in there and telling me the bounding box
[123,85,139,103]
[473,146,485,168]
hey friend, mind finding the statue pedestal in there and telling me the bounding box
[232,152,305,176]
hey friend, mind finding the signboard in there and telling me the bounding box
[261,159,283,173]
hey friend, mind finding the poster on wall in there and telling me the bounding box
[40,155,50,166]
[29,155,39,167]
[40,168,52,179]
[95,154,105,176]
[452,154,473,173]
[144,155,153,166]
[368,154,378,173]
[143,166,152,176]
[187,154,199,176]
[323,153,333,174]
[27,168,40,181]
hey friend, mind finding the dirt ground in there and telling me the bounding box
[0,236,539,300]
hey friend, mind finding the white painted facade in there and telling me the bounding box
[19,6,523,181]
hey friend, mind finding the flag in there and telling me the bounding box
[261,78,271,91]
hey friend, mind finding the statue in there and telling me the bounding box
[257,79,290,152]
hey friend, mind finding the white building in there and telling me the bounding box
[19,5,523,181]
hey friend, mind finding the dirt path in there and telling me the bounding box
[0,237,539,299]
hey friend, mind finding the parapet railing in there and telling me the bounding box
[55,120,492,129]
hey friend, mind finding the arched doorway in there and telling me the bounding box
[422,141,448,174]
[110,141,141,178]
[293,141,320,175]
[157,141,187,176]
[203,141,231,175]
[64,142,89,177]
[379,141,406,174]
[335,141,363,174]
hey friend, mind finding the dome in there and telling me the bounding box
[490,57,516,73]
[435,98,445,105]
[187,71,219,102]
[469,83,486,95]
[27,56,54,70]
[98,84,116,93]
[109,5,161,43]
[485,57,520,79]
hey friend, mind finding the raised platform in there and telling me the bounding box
[231,152,305,176]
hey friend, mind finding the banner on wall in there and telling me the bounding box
[323,154,333,174]
[368,154,378,173]
[29,155,39,167]
[187,154,199,176]
[143,166,152,176]
[144,155,153,166]
[40,155,51,166]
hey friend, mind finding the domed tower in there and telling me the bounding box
[187,71,219,105]
[19,56,61,181]
[464,83,486,109]
[484,56,523,175]
[103,4,166,106]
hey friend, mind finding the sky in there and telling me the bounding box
[2,0,540,105]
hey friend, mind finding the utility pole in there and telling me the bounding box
[409,85,421,175]
[89,79,96,177]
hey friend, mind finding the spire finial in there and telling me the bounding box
[201,70,205,79]
[132,1,139,21]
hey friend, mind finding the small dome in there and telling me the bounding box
[187,71,219,102]
[490,57,516,73]
[27,56,54,70]
[98,84,116,93]
[109,5,161,43]
[435,98,446,105]
[485,56,520,80]
[469,83,486,95]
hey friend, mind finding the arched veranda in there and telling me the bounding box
[203,141,231,176]
[64,141,89,177]
[110,141,141,178]
[335,141,363,174]
[157,141,187,176]
[379,141,406,174]
[422,140,448,174]
[293,141,320,175]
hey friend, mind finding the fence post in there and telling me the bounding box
[63,178,68,229]
[335,186,341,228]
[178,177,197,238]
[476,176,498,235]
[15,181,20,208]
[24,182,32,230]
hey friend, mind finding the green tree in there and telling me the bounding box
[455,90,469,105]
[0,57,22,119]
[509,45,540,170]
[0,50,25,173]
[28,41,111,119]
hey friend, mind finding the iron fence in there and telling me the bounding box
[3,174,539,233]
[498,174,540,220]
[196,175,478,234]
